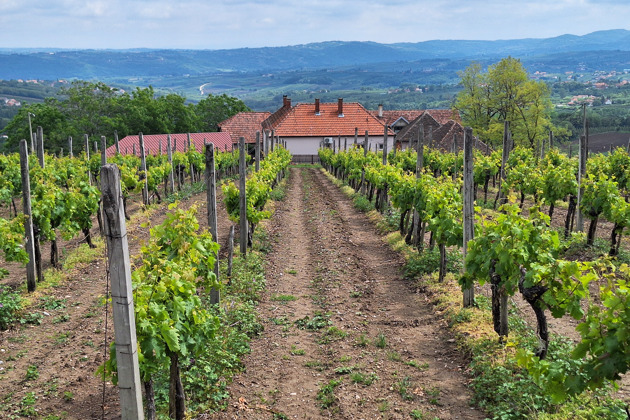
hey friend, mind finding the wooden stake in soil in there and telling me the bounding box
[115,131,120,155]
[205,144,220,304]
[101,136,107,166]
[382,124,388,165]
[239,137,248,256]
[167,134,175,195]
[100,164,144,420]
[68,136,73,158]
[19,140,37,293]
[462,127,475,307]
[495,121,510,209]
[36,126,45,167]
[139,133,149,205]
[85,134,92,185]
[255,131,261,172]
[227,225,235,279]
[577,134,587,232]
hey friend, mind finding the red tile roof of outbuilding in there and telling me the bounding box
[219,112,271,144]
[105,132,232,158]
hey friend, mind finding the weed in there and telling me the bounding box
[39,297,67,310]
[304,360,326,371]
[54,332,70,345]
[387,351,401,362]
[318,326,347,344]
[269,316,290,326]
[19,392,37,416]
[352,195,374,213]
[350,371,378,386]
[62,391,74,401]
[425,386,441,405]
[349,290,362,298]
[374,332,387,348]
[20,312,43,325]
[378,400,389,412]
[339,355,352,363]
[52,313,70,324]
[393,376,415,401]
[290,345,305,356]
[270,294,298,303]
[25,364,39,381]
[355,333,369,347]
[0,285,22,330]
[406,360,429,371]
[285,269,297,275]
[403,248,462,279]
[334,366,354,375]
[316,378,342,409]
[294,312,331,330]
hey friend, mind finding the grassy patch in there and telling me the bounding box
[270,294,298,303]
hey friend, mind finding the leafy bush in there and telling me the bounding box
[0,285,22,330]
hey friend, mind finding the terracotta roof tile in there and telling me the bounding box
[264,100,391,137]
[105,132,232,158]
[219,111,271,144]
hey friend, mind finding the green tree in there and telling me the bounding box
[2,101,68,153]
[455,57,556,148]
[196,93,250,132]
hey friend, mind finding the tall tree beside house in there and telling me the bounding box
[455,57,562,148]
[196,93,251,132]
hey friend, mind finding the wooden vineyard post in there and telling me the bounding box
[462,127,475,307]
[549,131,554,150]
[411,127,424,247]
[577,134,587,232]
[205,144,220,304]
[271,130,275,152]
[68,136,73,158]
[354,128,358,146]
[101,136,107,166]
[139,133,149,205]
[227,225,235,278]
[36,126,45,167]
[167,134,175,195]
[85,134,91,185]
[361,131,369,195]
[495,121,510,209]
[239,137,248,256]
[255,131,261,172]
[344,137,347,152]
[187,133,195,185]
[115,131,120,155]
[382,124,388,165]
[101,165,144,420]
[19,140,37,292]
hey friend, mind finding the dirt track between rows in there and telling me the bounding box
[213,167,483,419]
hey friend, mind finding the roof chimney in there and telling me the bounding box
[337,98,343,117]
[315,98,320,115]
[286,97,291,108]
[282,95,287,107]
[378,104,383,118]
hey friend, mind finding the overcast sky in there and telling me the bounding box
[1,0,628,50]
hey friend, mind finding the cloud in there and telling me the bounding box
[0,0,628,49]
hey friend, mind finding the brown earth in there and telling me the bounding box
[208,167,483,420]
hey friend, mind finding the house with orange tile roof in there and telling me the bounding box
[261,97,393,157]
[218,111,271,147]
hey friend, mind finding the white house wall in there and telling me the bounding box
[284,135,394,155]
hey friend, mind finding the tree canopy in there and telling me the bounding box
[1,81,250,154]
[454,57,565,148]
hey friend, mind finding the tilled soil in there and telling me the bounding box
[213,167,483,419]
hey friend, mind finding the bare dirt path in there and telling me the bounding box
[214,167,484,419]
